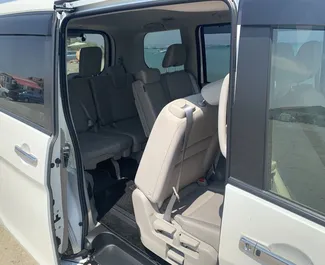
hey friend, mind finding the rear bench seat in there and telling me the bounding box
[133,43,199,136]
[90,64,147,152]
[68,47,138,169]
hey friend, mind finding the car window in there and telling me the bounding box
[267,27,325,215]
[201,24,231,83]
[0,35,51,129]
[66,33,106,75]
[144,30,183,73]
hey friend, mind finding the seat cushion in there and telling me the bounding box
[162,183,223,251]
[78,131,132,169]
[101,117,147,152]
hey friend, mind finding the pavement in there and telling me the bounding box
[0,225,37,265]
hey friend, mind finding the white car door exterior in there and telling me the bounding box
[219,0,325,264]
[0,12,59,265]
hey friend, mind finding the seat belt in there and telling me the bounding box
[163,104,194,222]
[80,102,98,132]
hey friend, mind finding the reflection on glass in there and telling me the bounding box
[268,28,325,215]
[0,73,44,104]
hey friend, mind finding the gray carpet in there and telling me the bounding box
[115,180,136,216]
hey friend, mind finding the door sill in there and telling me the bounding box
[86,225,157,265]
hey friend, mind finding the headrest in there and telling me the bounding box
[272,41,322,85]
[162,44,186,68]
[201,74,229,105]
[107,65,127,88]
[295,41,322,81]
[135,68,160,84]
[79,47,102,77]
[272,43,296,85]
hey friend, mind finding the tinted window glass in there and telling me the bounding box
[67,33,105,75]
[202,24,231,82]
[268,28,325,214]
[0,36,51,129]
[144,30,183,73]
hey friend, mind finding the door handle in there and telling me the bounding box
[15,145,38,166]
[239,236,295,265]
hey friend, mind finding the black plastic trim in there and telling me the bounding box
[0,12,53,36]
[228,26,272,189]
[195,22,231,84]
[228,177,325,228]
[239,0,325,26]
[195,25,203,86]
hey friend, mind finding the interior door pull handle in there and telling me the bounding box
[15,145,38,166]
[239,237,295,265]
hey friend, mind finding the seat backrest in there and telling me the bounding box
[90,65,137,126]
[68,47,102,133]
[135,80,222,205]
[161,44,199,100]
[132,68,169,137]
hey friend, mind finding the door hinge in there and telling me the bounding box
[54,2,76,13]
[62,143,71,168]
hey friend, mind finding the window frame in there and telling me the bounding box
[0,12,55,135]
[196,22,231,84]
[228,24,325,227]
[66,29,111,74]
[143,29,183,71]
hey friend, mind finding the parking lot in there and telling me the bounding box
[0,225,37,265]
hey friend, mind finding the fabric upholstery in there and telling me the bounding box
[68,71,133,168]
[106,65,129,88]
[171,184,223,251]
[161,71,196,101]
[162,44,186,68]
[133,70,169,137]
[78,130,132,168]
[79,47,102,77]
[135,68,160,84]
[90,66,146,152]
[68,77,97,133]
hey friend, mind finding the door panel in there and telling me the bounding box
[0,113,57,265]
[219,1,325,264]
[219,184,322,265]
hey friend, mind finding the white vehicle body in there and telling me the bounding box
[0,0,325,265]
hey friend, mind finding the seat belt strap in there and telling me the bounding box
[80,102,98,132]
[163,104,194,222]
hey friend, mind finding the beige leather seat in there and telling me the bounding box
[132,79,224,265]
[161,44,199,100]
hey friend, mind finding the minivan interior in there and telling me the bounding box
[64,1,231,264]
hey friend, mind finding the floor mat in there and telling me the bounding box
[101,211,144,251]
[115,180,136,216]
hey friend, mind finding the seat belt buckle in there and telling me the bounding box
[172,187,180,202]
[197,177,208,187]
